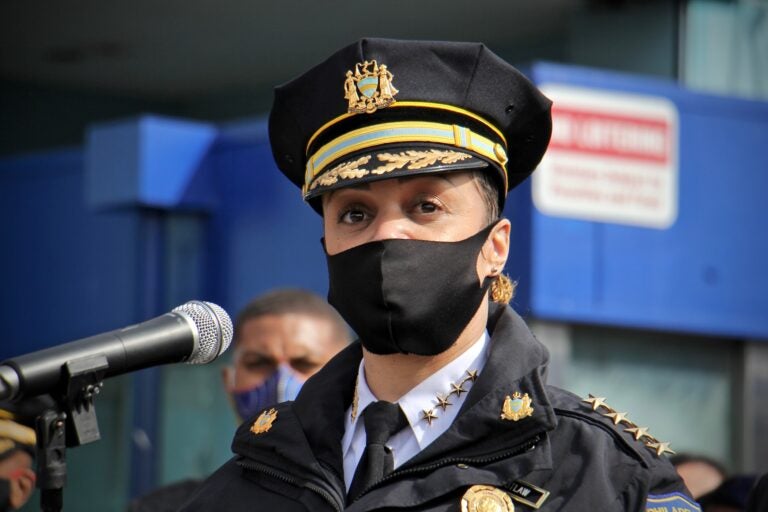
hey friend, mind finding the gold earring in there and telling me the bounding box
[490,274,515,304]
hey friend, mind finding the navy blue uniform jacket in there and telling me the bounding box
[179,305,697,511]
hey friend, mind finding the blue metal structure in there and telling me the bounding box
[523,63,768,339]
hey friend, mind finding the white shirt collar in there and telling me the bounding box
[341,330,490,455]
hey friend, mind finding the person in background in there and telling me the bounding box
[672,453,729,500]
[223,288,351,422]
[180,38,697,512]
[127,288,350,512]
[0,401,44,512]
[698,475,757,512]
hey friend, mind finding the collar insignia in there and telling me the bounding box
[501,392,534,422]
[250,408,278,435]
[461,485,515,512]
[421,408,438,426]
[436,393,453,411]
[420,368,478,426]
[344,60,398,114]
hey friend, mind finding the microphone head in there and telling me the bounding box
[173,301,233,364]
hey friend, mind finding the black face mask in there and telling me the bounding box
[325,223,496,355]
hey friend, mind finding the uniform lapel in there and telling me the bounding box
[292,342,362,481]
[230,342,362,506]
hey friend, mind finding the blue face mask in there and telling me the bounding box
[231,365,305,420]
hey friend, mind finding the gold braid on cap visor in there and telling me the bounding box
[302,103,509,198]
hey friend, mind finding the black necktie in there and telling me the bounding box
[347,400,409,501]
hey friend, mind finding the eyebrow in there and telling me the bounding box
[324,174,459,204]
[323,182,369,205]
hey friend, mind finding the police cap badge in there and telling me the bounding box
[269,38,552,213]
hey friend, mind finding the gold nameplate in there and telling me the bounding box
[461,485,515,512]
[344,60,398,114]
[250,408,277,435]
[501,392,534,422]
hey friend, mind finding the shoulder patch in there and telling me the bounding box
[646,492,701,512]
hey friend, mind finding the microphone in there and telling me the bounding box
[0,301,233,401]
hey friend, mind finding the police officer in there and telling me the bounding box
[180,38,699,512]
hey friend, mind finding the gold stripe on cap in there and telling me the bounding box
[304,121,508,191]
[305,101,507,155]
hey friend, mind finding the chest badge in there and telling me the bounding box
[344,60,398,114]
[461,485,515,512]
[250,408,278,435]
[501,392,534,422]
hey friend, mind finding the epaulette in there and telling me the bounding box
[550,388,675,468]
[580,394,674,457]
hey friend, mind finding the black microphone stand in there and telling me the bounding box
[34,354,108,512]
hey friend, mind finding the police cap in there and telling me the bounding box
[269,38,552,212]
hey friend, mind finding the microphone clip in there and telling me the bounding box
[61,353,109,447]
[35,353,109,512]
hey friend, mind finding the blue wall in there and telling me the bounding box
[0,149,143,357]
[526,63,768,339]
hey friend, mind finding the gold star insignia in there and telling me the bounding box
[603,411,630,425]
[625,426,651,441]
[435,393,452,411]
[450,382,467,397]
[465,369,479,382]
[646,441,675,457]
[421,408,438,426]
[582,395,608,411]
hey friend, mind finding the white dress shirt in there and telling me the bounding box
[341,331,490,491]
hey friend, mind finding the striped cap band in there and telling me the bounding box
[305,101,508,155]
[304,120,509,194]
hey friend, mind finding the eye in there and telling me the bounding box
[239,356,273,372]
[338,205,370,224]
[416,201,438,214]
[290,358,319,374]
[411,194,444,216]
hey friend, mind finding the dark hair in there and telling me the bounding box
[699,475,758,509]
[473,170,500,223]
[234,288,350,345]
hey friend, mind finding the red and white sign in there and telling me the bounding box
[533,84,679,228]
